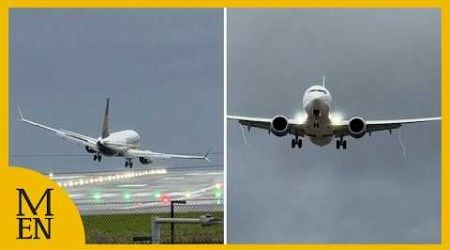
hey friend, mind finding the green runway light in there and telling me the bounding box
[92,188,103,201]
[123,190,132,200]
[213,182,223,199]
[214,190,222,198]
[153,190,161,199]
[93,192,102,201]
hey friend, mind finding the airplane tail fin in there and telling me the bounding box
[322,75,326,87]
[101,98,110,138]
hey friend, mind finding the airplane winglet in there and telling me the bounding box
[17,106,24,121]
[322,75,326,87]
[204,147,212,162]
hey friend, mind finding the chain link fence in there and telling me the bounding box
[78,199,223,244]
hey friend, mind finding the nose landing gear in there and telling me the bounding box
[312,109,321,128]
[313,120,320,128]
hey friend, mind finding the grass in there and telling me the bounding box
[82,211,224,244]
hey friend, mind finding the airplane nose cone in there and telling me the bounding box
[312,96,324,106]
[313,94,331,105]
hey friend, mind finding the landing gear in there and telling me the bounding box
[93,153,102,162]
[313,120,320,128]
[125,158,133,168]
[336,137,347,150]
[313,109,321,128]
[291,137,302,148]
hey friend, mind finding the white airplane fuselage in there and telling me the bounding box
[302,85,334,146]
[96,130,140,156]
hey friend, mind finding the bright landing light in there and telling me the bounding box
[294,112,307,123]
[330,112,344,125]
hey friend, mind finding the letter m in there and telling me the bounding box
[17,188,53,216]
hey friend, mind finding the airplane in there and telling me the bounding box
[228,76,440,149]
[17,98,209,168]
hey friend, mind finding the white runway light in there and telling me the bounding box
[56,168,167,188]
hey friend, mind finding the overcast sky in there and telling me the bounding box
[9,9,223,173]
[227,9,440,243]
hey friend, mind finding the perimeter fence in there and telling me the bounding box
[78,199,223,244]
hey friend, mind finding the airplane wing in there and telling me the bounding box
[17,108,99,151]
[124,149,210,161]
[227,115,307,136]
[332,117,441,137]
[228,115,440,137]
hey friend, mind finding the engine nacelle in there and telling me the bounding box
[348,117,367,138]
[270,115,289,137]
[139,157,153,165]
[85,146,96,153]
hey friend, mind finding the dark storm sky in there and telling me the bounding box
[9,9,223,173]
[227,9,440,243]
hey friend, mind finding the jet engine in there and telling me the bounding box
[270,115,289,137]
[85,146,96,153]
[348,117,367,138]
[139,157,153,165]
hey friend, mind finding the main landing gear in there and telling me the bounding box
[291,136,302,148]
[125,158,133,168]
[336,137,347,150]
[93,153,102,162]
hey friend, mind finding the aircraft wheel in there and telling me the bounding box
[125,161,128,167]
[342,140,347,150]
[291,139,296,148]
[336,140,340,149]
[98,155,102,162]
[93,155,97,161]
[297,139,302,148]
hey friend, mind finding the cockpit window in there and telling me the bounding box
[309,89,327,94]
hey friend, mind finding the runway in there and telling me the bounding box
[49,166,223,214]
